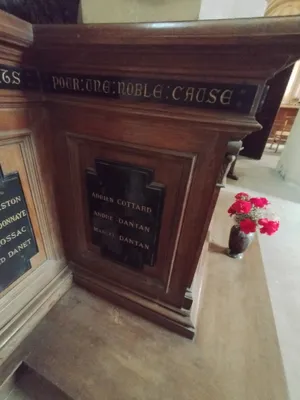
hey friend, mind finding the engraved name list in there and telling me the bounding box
[0,167,38,292]
[86,160,165,269]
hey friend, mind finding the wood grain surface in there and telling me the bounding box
[34,16,300,47]
[30,15,300,337]
[0,10,70,377]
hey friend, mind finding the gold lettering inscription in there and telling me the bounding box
[172,86,183,100]
[220,89,233,105]
[119,235,150,250]
[52,76,59,90]
[116,199,152,213]
[0,195,22,210]
[92,193,114,203]
[73,78,80,91]
[0,210,27,230]
[0,226,27,247]
[65,77,72,90]
[93,79,102,92]
[86,79,93,92]
[134,83,143,97]
[94,211,113,221]
[59,77,65,88]
[195,88,206,103]
[117,217,150,232]
[206,88,221,104]
[12,71,21,85]
[184,87,195,102]
[50,75,241,110]
[143,84,152,98]
[153,84,163,99]
[93,227,115,237]
[117,81,126,95]
[103,80,110,94]
[8,238,32,258]
[126,82,134,96]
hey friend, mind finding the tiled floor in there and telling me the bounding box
[226,145,300,400]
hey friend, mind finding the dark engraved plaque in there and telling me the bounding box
[0,166,38,292]
[0,63,259,114]
[42,72,259,114]
[0,64,40,91]
[86,160,165,269]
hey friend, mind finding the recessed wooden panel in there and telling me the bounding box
[0,137,46,279]
[62,131,195,301]
[0,105,64,299]
[0,166,38,292]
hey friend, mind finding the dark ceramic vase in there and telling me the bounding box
[226,225,255,259]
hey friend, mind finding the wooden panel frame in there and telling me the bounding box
[0,10,70,373]
[45,100,229,336]
[31,17,300,337]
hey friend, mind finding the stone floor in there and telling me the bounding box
[226,144,300,400]
[1,365,71,400]
[8,189,286,400]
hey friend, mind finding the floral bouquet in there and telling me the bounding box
[228,192,280,235]
[226,192,279,259]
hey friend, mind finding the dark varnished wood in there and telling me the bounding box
[2,12,300,338]
[0,10,68,374]
[27,17,300,337]
[33,17,300,47]
[242,66,294,159]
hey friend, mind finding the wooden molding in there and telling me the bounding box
[72,263,195,339]
[33,17,300,47]
[0,262,72,365]
[0,11,32,49]
[0,12,69,368]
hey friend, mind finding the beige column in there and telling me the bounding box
[266,0,300,187]
[265,0,300,16]
[79,0,201,23]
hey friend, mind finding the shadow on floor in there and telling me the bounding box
[5,364,71,400]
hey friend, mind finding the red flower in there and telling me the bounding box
[258,219,280,235]
[228,200,252,215]
[240,218,257,234]
[250,197,269,208]
[228,205,236,216]
[235,192,250,200]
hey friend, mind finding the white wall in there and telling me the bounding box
[277,111,300,186]
[199,0,267,19]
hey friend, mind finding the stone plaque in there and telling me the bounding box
[0,166,38,292]
[86,160,165,269]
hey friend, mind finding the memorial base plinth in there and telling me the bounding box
[72,262,206,339]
